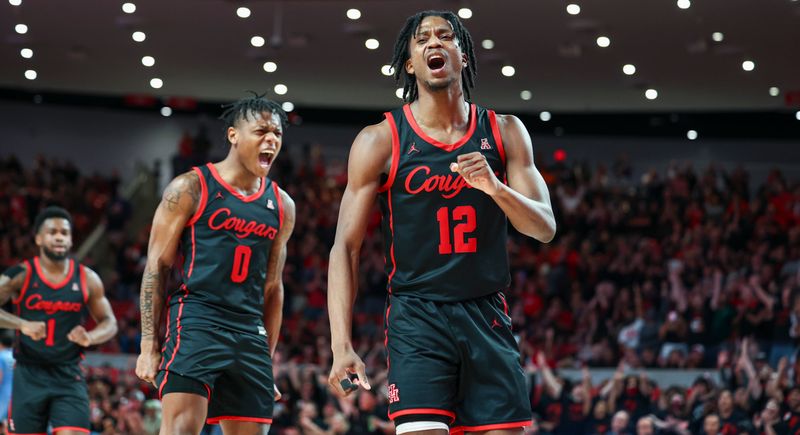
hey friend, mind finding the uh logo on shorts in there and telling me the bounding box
[388,384,400,404]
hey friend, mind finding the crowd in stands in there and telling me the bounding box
[1,143,798,434]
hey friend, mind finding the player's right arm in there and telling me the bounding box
[327,120,393,397]
[0,264,46,339]
[135,170,200,385]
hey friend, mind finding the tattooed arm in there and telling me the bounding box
[135,170,200,385]
[263,189,295,358]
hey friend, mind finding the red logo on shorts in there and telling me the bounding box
[491,317,502,329]
[388,384,400,403]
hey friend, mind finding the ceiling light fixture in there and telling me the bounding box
[566,4,581,15]
[346,8,361,20]
[236,7,251,18]
[251,36,265,47]
[623,64,636,75]
[263,61,277,73]
[365,38,379,50]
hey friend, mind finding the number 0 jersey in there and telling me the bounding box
[12,257,89,365]
[378,103,511,302]
[169,163,284,336]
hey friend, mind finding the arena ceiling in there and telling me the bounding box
[1,0,799,113]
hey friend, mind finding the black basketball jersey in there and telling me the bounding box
[167,163,283,337]
[12,257,88,365]
[377,103,511,302]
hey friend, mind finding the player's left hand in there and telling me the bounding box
[67,325,92,347]
[274,384,282,401]
[450,152,502,196]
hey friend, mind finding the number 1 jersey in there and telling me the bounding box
[378,104,511,302]
[171,163,284,335]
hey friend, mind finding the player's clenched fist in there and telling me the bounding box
[67,325,92,347]
[450,151,502,195]
[135,350,162,386]
[20,320,46,341]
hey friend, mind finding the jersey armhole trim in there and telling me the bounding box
[79,265,89,304]
[272,182,284,228]
[488,110,508,185]
[377,112,400,193]
[11,260,32,305]
[488,110,507,167]
[186,166,209,227]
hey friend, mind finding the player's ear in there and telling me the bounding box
[462,53,468,68]
[405,58,415,76]
[227,126,238,146]
[34,231,43,248]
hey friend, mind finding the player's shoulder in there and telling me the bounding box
[491,113,526,131]
[354,118,393,148]
[78,263,101,283]
[166,168,201,193]
[274,186,296,216]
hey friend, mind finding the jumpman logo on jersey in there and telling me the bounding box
[491,317,502,329]
[215,192,224,200]
[407,142,420,155]
[480,138,492,150]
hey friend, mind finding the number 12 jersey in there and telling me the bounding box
[378,104,511,302]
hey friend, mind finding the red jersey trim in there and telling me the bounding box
[52,427,90,434]
[487,110,507,167]
[207,416,273,424]
[378,112,401,193]
[79,265,89,304]
[34,257,74,289]
[186,166,209,227]
[206,163,266,203]
[187,225,197,279]
[384,303,392,370]
[11,260,32,305]
[388,408,456,423]
[272,182,284,228]
[403,103,477,152]
[451,420,532,433]
[160,286,188,397]
[386,189,397,292]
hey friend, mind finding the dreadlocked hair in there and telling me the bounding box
[390,10,477,103]
[218,91,288,143]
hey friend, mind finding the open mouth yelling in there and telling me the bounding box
[427,53,446,74]
[258,151,275,168]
